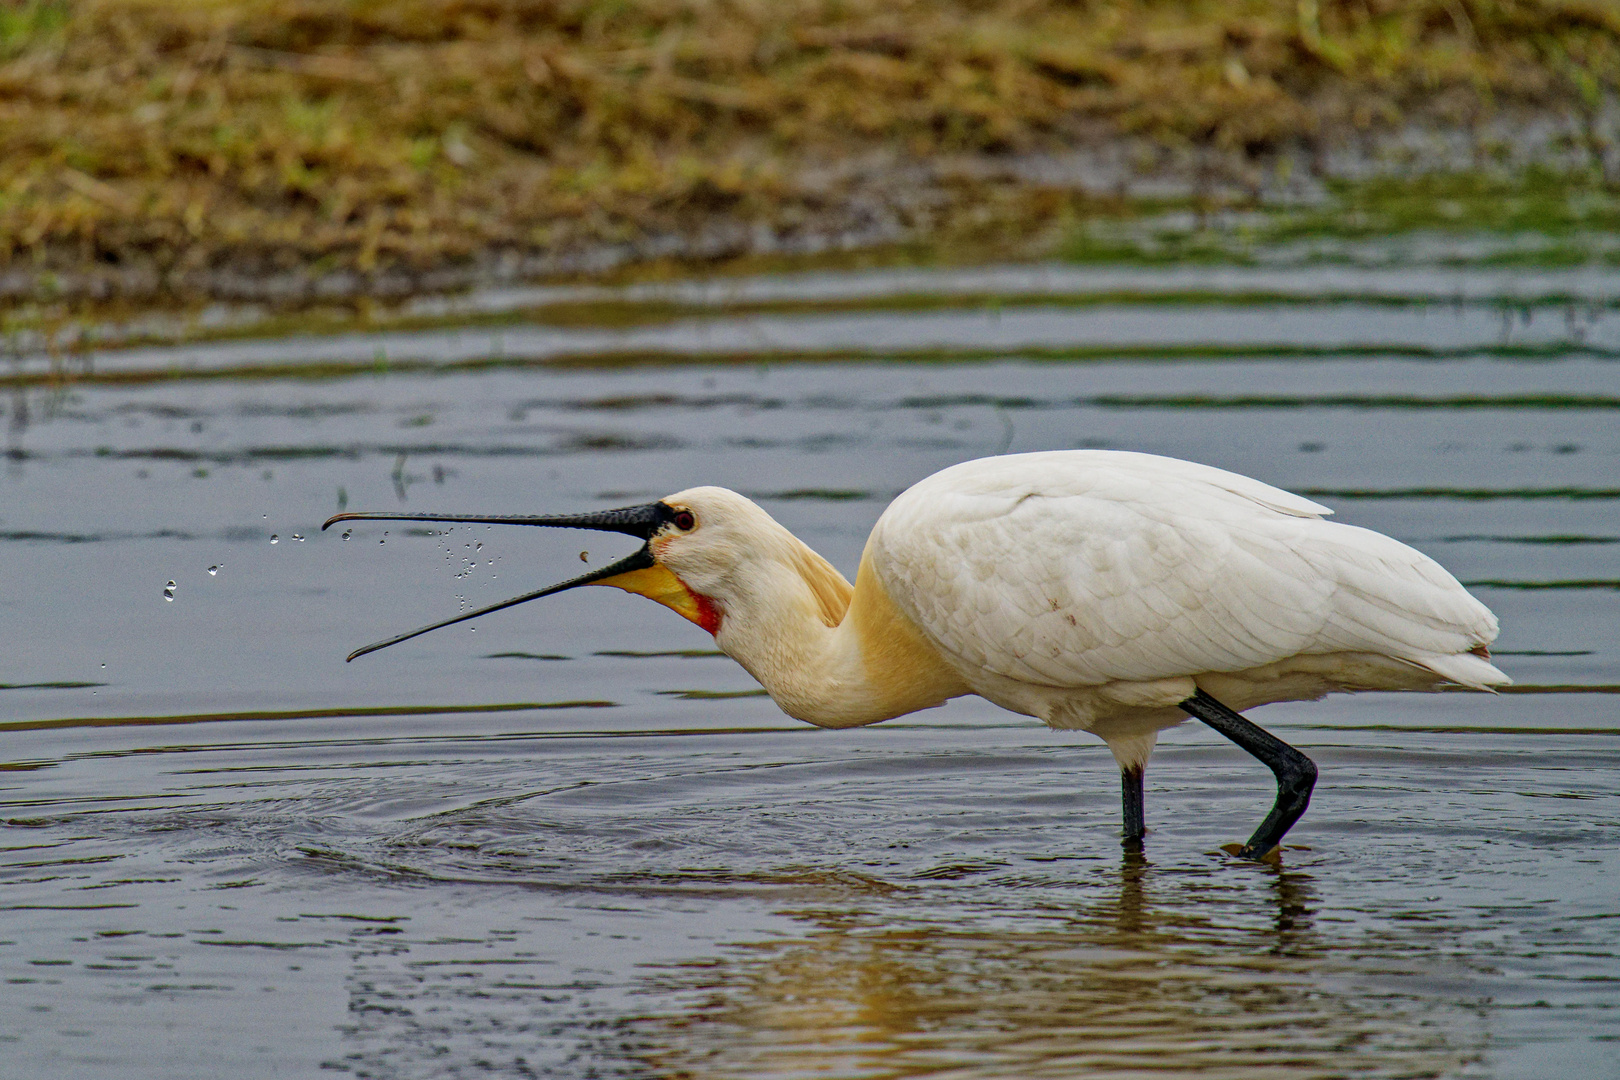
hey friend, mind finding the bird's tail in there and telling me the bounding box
[1415,650,1512,690]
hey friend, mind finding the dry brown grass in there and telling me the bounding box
[2,0,1618,301]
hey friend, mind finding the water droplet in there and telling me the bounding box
[100,663,106,669]
[270,534,279,544]
[293,533,304,542]
[207,565,219,576]
[342,530,351,540]
[469,627,476,633]
[474,541,482,551]
[580,551,589,562]
[163,580,176,601]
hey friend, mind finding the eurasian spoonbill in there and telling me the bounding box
[324,450,1508,861]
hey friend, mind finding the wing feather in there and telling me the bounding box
[869,451,1501,689]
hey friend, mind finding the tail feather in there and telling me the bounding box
[1416,651,1511,690]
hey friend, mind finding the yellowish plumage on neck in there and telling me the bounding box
[713,538,967,730]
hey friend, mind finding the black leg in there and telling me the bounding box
[1178,689,1317,861]
[1121,765,1145,849]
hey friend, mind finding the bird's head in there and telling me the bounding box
[641,486,786,615]
[323,485,845,661]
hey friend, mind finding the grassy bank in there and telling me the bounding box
[1064,169,1620,266]
[3,0,1619,306]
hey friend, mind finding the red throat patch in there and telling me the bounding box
[691,592,723,636]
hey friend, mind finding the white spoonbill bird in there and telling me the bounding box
[325,450,1508,860]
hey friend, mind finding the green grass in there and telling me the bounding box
[1062,170,1620,266]
[0,1,67,61]
[3,0,1619,309]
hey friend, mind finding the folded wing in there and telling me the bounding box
[868,451,1504,690]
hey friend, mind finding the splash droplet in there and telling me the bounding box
[207,565,219,576]
[163,580,176,601]
[293,533,305,542]
[270,534,279,544]
[580,551,589,563]
[342,530,352,540]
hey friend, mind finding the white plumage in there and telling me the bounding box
[330,449,1508,860]
[871,451,1502,705]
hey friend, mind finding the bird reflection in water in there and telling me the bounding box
[633,856,1479,1078]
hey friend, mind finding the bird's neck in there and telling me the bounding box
[714,548,969,728]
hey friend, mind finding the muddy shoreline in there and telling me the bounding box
[9,111,1617,314]
[5,1,1618,313]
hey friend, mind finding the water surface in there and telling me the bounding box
[2,266,1616,1078]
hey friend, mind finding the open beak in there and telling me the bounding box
[322,502,697,661]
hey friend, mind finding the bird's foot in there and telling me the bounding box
[1220,841,1283,865]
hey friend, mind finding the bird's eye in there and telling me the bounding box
[672,510,696,531]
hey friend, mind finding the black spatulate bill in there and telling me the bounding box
[322,504,674,540]
[323,503,675,661]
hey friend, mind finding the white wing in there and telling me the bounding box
[869,451,1502,688]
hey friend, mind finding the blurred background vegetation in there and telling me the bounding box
[2,0,1618,305]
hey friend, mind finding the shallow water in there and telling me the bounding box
[1,266,1617,1078]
